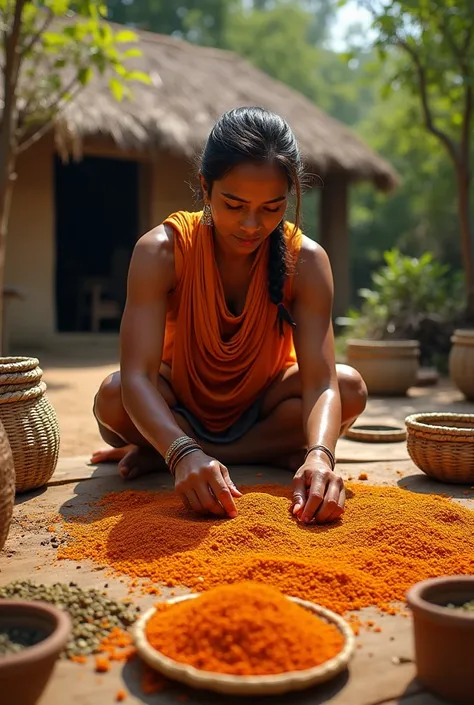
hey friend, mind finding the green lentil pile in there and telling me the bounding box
[447,600,474,612]
[0,626,46,655]
[0,580,139,658]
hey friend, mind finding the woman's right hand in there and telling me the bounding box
[174,451,242,518]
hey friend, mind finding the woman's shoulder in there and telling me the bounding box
[163,210,202,247]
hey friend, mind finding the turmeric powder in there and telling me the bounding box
[58,484,474,615]
[145,583,344,675]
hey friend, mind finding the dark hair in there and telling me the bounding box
[200,106,304,334]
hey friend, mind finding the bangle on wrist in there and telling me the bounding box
[304,444,336,471]
[165,435,203,476]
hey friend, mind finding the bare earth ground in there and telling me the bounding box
[1,348,473,704]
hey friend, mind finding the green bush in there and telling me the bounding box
[340,249,465,368]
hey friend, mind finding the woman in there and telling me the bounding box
[92,107,367,525]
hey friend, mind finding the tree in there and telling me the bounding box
[106,0,237,47]
[0,0,150,349]
[362,0,474,315]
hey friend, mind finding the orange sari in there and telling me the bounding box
[162,211,302,433]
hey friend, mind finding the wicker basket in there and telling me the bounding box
[344,423,407,443]
[134,593,355,696]
[346,339,419,396]
[0,357,60,493]
[405,412,474,484]
[449,329,474,401]
[0,418,15,551]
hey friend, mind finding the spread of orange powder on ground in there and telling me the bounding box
[57,484,474,615]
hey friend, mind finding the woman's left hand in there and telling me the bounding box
[291,459,345,524]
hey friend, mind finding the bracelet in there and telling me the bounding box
[170,446,201,476]
[304,444,336,471]
[165,435,196,466]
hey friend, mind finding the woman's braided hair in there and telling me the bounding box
[200,107,304,335]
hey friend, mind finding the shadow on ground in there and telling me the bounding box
[121,657,350,705]
[397,475,474,500]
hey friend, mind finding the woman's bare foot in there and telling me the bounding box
[118,446,166,480]
[90,446,132,464]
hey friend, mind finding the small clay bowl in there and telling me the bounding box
[0,600,71,705]
[407,576,474,704]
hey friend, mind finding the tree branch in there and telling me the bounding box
[17,81,84,154]
[20,8,54,58]
[0,0,26,177]
[17,69,81,135]
[461,86,472,167]
[397,38,459,165]
[438,14,463,63]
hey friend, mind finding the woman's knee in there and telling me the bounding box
[94,369,177,424]
[94,371,123,425]
[336,364,368,418]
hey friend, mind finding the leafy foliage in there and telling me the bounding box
[0,0,151,153]
[343,249,465,367]
[357,0,474,310]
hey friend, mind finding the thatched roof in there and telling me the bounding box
[56,26,398,191]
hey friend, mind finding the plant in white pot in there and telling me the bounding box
[340,249,465,396]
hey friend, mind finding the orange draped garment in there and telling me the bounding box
[162,211,303,433]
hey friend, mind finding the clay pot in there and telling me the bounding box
[0,419,15,551]
[406,576,474,704]
[0,600,71,705]
[449,329,474,400]
[346,339,420,396]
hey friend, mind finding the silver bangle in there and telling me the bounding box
[304,444,336,471]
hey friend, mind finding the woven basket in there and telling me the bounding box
[405,412,474,484]
[344,423,407,443]
[134,593,355,696]
[346,339,419,396]
[0,418,15,551]
[449,329,474,401]
[0,357,60,493]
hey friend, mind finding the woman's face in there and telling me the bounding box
[201,161,289,256]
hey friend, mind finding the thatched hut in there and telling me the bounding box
[6,26,398,349]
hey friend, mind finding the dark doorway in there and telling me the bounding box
[54,155,139,332]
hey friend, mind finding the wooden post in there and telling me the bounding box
[319,175,350,319]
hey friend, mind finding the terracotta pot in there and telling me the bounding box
[0,357,60,492]
[0,600,71,705]
[449,329,474,400]
[406,576,474,704]
[0,419,15,551]
[346,339,420,396]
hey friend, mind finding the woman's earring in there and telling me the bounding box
[201,203,214,227]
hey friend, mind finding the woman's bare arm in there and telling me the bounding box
[119,225,183,456]
[119,224,239,517]
[291,237,344,523]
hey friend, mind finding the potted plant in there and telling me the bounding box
[341,249,465,396]
[406,576,474,704]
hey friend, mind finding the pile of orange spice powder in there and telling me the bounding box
[145,582,344,675]
[57,483,474,615]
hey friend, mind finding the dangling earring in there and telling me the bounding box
[201,203,214,227]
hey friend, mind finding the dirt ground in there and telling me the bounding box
[42,354,118,458]
[39,347,472,460]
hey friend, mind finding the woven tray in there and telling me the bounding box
[344,424,407,443]
[405,412,474,484]
[133,593,355,696]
